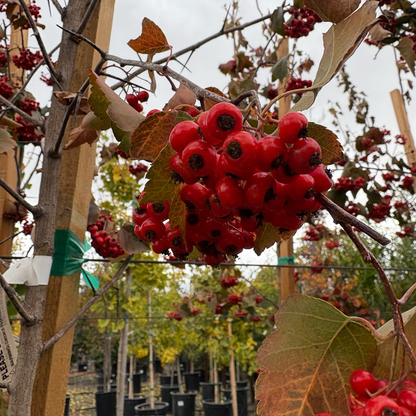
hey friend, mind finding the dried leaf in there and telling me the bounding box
[396,36,416,76]
[87,199,100,225]
[128,18,171,55]
[304,0,360,23]
[168,183,186,239]
[254,223,280,256]
[373,305,416,380]
[368,23,391,42]
[140,143,177,204]
[307,122,343,165]
[88,70,145,134]
[64,125,99,150]
[53,91,90,114]
[117,223,149,254]
[256,294,378,416]
[0,116,22,128]
[130,110,192,162]
[0,129,16,154]
[204,87,228,111]
[290,2,379,113]
[163,84,197,111]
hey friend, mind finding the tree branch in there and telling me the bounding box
[50,0,64,15]
[0,177,42,217]
[0,232,22,247]
[398,283,416,306]
[18,0,62,89]
[0,271,36,324]
[43,255,132,351]
[76,0,100,34]
[314,192,390,246]
[0,94,44,128]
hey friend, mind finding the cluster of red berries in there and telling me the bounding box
[115,148,129,159]
[311,262,324,273]
[87,215,125,258]
[40,73,52,86]
[22,1,41,29]
[228,293,243,305]
[126,91,149,112]
[284,7,321,38]
[334,177,366,192]
[128,162,148,176]
[12,48,42,71]
[303,224,325,241]
[396,134,407,145]
[167,312,182,321]
[346,369,416,416]
[382,172,396,182]
[325,240,340,250]
[401,176,414,190]
[285,77,312,95]
[234,311,248,317]
[133,106,333,265]
[367,202,391,223]
[14,116,43,143]
[22,218,34,235]
[0,75,13,99]
[19,98,39,114]
[345,202,360,216]
[0,48,7,68]
[396,225,414,238]
[220,275,239,288]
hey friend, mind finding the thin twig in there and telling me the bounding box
[110,13,273,91]
[50,0,64,15]
[0,232,22,247]
[340,223,372,263]
[76,0,100,34]
[18,0,62,89]
[0,94,44,127]
[398,283,416,306]
[349,316,393,342]
[0,177,42,217]
[314,192,390,246]
[43,255,132,351]
[21,149,42,190]
[0,271,36,324]
[0,258,9,270]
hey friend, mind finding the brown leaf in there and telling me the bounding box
[307,122,343,165]
[53,91,90,114]
[130,110,192,162]
[368,23,391,42]
[0,116,22,128]
[254,223,280,256]
[87,199,100,225]
[128,18,171,55]
[290,1,379,113]
[204,87,228,111]
[304,0,360,23]
[396,36,416,76]
[64,125,99,150]
[0,129,16,154]
[117,223,149,255]
[163,84,197,111]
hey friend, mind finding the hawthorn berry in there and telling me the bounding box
[397,389,416,414]
[136,91,149,102]
[182,140,217,177]
[180,183,210,210]
[278,112,308,145]
[363,396,401,416]
[256,136,288,172]
[223,131,258,168]
[169,153,198,184]
[350,370,377,397]
[169,120,201,153]
[139,218,166,242]
[310,164,333,193]
[204,102,243,142]
[286,137,322,174]
[215,177,243,209]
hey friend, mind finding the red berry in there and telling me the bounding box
[283,174,315,200]
[215,177,243,209]
[182,140,217,177]
[136,91,149,102]
[218,152,254,180]
[278,112,308,145]
[147,201,170,221]
[169,153,198,184]
[244,172,278,209]
[350,370,377,397]
[126,93,139,106]
[139,218,166,242]
[223,131,258,168]
[152,238,169,254]
[310,164,333,193]
[169,120,201,153]
[204,102,243,142]
[397,389,416,414]
[267,209,302,230]
[286,137,322,174]
[256,136,288,172]
[363,396,401,416]
[215,229,245,255]
[146,109,160,117]
[180,183,210,210]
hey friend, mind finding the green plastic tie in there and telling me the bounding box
[50,229,99,290]
[278,256,295,265]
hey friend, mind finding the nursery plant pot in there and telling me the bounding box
[135,401,169,416]
[236,380,249,388]
[95,391,116,416]
[200,382,215,401]
[171,390,197,416]
[78,361,88,372]
[184,372,200,392]
[160,384,179,413]
[64,394,70,416]
[221,386,249,416]
[124,396,147,416]
[159,374,178,386]
[202,399,232,416]
[96,374,104,392]
[133,373,141,394]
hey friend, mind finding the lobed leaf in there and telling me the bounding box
[396,37,416,76]
[307,122,343,165]
[128,18,171,55]
[254,223,280,256]
[204,87,228,111]
[373,305,416,380]
[168,183,186,239]
[0,129,16,154]
[140,143,176,204]
[163,84,197,111]
[304,0,360,23]
[256,294,378,416]
[290,1,379,113]
[130,110,192,162]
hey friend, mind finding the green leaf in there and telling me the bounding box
[271,55,288,83]
[168,183,186,240]
[254,223,280,256]
[141,143,176,204]
[256,294,378,416]
[304,0,360,23]
[373,305,416,380]
[396,36,416,76]
[271,7,285,36]
[130,111,192,162]
[307,122,343,165]
[290,1,379,112]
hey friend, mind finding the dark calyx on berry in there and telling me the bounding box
[145,230,156,241]
[264,187,277,202]
[152,202,165,213]
[172,236,183,247]
[136,207,147,215]
[217,113,236,131]
[187,213,199,225]
[188,154,204,170]
[298,125,308,138]
[226,141,242,159]
[271,155,285,170]
[310,152,322,167]
[171,171,185,184]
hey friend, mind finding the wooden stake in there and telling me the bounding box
[148,291,155,409]
[277,38,296,303]
[228,319,238,416]
[390,89,416,191]
[129,354,134,399]
[214,358,219,403]
[30,1,115,415]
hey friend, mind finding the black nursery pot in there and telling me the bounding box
[64,394,70,416]
[134,401,169,416]
[159,374,178,385]
[184,372,200,392]
[171,390,197,416]
[124,395,147,416]
[221,386,249,416]
[95,391,116,416]
[133,373,141,394]
[202,399,232,416]
[159,384,179,413]
[200,382,215,401]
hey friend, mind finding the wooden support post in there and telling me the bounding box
[30,1,115,415]
[390,89,416,191]
[148,291,155,409]
[228,319,238,416]
[277,38,296,304]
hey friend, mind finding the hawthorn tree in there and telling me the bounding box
[0,1,415,416]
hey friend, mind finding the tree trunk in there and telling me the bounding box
[104,333,112,393]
